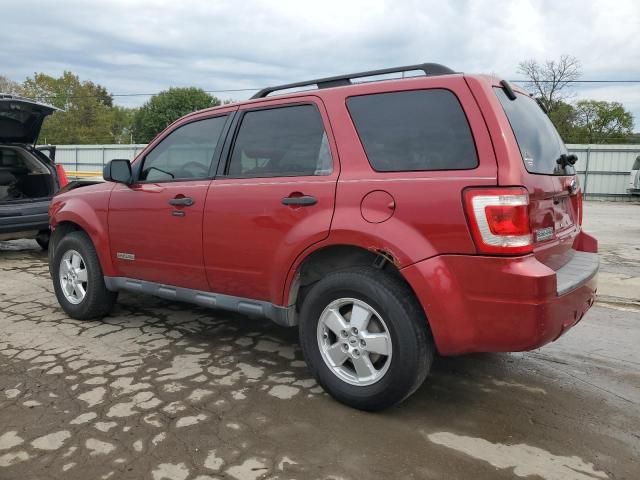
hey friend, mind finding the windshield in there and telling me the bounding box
[495,88,574,175]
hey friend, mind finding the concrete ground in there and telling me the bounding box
[0,201,638,480]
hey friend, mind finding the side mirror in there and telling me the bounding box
[104,159,132,184]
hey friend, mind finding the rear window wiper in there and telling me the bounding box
[499,80,517,100]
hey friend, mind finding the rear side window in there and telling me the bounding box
[346,89,478,172]
[495,88,573,175]
[226,104,332,178]
[140,116,227,182]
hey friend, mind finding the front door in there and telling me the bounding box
[203,98,339,303]
[108,114,230,291]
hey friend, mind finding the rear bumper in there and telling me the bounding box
[0,200,50,236]
[401,232,598,355]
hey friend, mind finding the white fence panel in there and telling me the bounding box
[46,143,640,200]
[54,145,148,173]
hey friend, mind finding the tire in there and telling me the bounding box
[36,231,50,250]
[298,266,434,411]
[51,231,117,319]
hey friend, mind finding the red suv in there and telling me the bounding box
[48,63,598,411]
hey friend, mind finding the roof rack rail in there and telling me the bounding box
[250,62,456,99]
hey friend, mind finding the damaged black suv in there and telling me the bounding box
[0,94,65,248]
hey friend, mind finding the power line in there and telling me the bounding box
[509,80,640,83]
[18,79,640,102]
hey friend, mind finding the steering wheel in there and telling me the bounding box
[179,161,210,178]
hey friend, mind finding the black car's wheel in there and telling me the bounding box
[51,231,117,319]
[35,231,50,250]
[299,266,434,411]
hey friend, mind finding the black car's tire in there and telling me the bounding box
[51,231,117,319]
[36,231,50,250]
[298,266,434,411]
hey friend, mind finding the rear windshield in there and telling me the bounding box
[495,88,574,175]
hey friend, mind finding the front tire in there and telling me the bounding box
[51,231,117,319]
[299,266,434,411]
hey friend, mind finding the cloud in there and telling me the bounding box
[1,0,639,122]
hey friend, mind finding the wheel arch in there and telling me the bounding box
[283,243,429,329]
[50,208,115,277]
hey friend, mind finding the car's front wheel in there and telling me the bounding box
[299,266,434,411]
[51,231,117,319]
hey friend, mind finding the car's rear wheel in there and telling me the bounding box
[299,266,434,411]
[51,231,117,319]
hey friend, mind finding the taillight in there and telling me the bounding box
[463,187,533,255]
[55,164,69,188]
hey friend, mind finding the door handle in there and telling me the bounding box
[281,195,317,206]
[168,197,194,206]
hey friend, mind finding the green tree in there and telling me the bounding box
[21,72,116,144]
[133,88,220,142]
[547,101,577,142]
[570,100,634,144]
[110,106,137,144]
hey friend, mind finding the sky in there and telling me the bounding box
[2,0,640,126]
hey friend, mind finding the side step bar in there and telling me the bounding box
[103,276,297,327]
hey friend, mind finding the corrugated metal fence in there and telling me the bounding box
[53,145,147,175]
[567,144,639,201]
[50,143,640,200]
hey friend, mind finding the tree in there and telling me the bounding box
[517,55,582,113]
[133,88,220,143]
[571,100,634,144]
[110,106,137,144]
[547,101,577,141]
[0,75,23,95]
[21,72,116,144]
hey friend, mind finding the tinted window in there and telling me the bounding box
[346,90,477,172]
[633,156,640,170]
[495,88,573,175]
[140,116,227,181]
[227,105,331,178]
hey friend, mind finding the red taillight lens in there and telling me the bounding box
[484,204,530,236]
[55,164,69,188]
[463,187,533,255]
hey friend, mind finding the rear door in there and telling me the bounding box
[0,96,59,145]
[108,114,230,290]
[203,97,339,303]
[494,88,580,269]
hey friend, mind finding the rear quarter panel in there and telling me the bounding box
[319,76,497,265]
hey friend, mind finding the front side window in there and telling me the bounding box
[140,116,228,181]
[347,89,478,172]
[226,104,332,178]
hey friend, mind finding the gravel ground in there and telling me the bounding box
[0,201,638,480]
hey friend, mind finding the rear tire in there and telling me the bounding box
[51,231,117,319]
[36,231,50,250]
[299,266,434,411]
